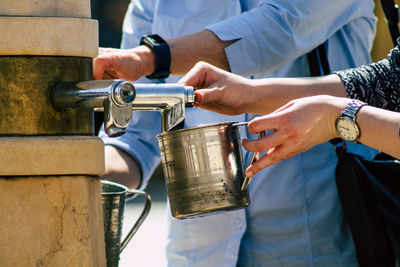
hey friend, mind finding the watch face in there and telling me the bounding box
[336,117,360,142]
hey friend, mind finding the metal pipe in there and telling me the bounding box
[128,83,194,132]
[51,80,136,110]
[51,80,194,136]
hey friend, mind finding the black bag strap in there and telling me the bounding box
[380,0,400,46]
[307,43,342,147]
[307,43,331,77]
[306,11,400,266]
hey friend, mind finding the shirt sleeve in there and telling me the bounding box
[120,0,156,48]
[335,41,400,112]
[99,111,163,190]
[205,0,376,76]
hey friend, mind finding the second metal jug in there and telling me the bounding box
[101,180,152,267]
[157,122,251,219]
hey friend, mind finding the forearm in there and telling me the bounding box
[168,30,235,75]
[357,106,400,159]
[102,145,142,189]
[134,29,234,77]
[335,43,400,112]
[247,74,347,114]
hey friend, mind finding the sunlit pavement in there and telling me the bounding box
[118,171,168,267]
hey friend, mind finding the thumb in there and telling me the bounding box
[195,87,224,105]
[93,56,111,80]
[179,63,207,87]
[194,90,205,104]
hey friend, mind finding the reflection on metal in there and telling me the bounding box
[51,80,194,136]
[101,180,152,267]
[157,122,250,219]
[129,83,194,132]
[52,80,135,137]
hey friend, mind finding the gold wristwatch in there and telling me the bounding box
[335,99,366,143]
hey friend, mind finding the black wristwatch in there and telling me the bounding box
[335,99,366,143]
[140,34,171,80]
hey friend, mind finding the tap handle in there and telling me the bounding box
[103,99,132,137]
[184,86,195,107]
[99,81,136,137]
[51,80,136,137]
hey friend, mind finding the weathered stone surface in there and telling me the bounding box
[0,17,98,58]
[0,176,106,267]
[0,136,105,176]
[0,56,94,135]
[0,0,91,18]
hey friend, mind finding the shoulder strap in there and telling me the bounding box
[307,43,331,77]
[307,43,342,147]
[380,0,400,46]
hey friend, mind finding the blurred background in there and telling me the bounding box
[90,0,395,266]
[91,0,129,49]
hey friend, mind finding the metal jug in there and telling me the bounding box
[101,180,152,267]
[157,121,260,219]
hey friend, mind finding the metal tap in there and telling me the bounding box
[52,80,136,137]
[51,80,194,137]
[128,83,194,132]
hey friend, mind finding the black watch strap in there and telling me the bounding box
[140,34,171,80]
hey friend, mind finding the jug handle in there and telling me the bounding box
[240,130,266,191]
[119,189,152,252]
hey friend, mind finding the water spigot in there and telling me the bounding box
[127,83,194,132]
[51,80,194,137]
[51,80,136,137]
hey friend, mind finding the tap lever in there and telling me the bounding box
[51,80,136,137]
[128,83,194,132]
[51,80,194,136]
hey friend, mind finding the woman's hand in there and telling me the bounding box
[180,61,256,115]
[242,95,348,177]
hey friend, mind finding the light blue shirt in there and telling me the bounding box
[100,0,378,266]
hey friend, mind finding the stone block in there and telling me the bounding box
[0,56,94,135]
[0,17,98,58]
[0,0,91,18]
[0,136,105,176]
[0,175,106,267]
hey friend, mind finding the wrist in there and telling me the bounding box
[251,78,288,114]
[334,98,366,143]
[317,95,350,140]
[331,98,350,138]
[139,34,171,79]
[246,79,266,110]
[132,45,156,77]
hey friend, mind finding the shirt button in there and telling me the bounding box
[233,218,243,229]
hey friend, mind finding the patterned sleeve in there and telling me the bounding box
[334,41,400,112]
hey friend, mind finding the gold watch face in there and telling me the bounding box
[336,117,360,142]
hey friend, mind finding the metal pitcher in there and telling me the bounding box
[157,121,261,219]
[101,180,152,267]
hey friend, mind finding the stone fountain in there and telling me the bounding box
[0,1,106,266]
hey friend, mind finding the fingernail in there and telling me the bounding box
[194,91,203,103]
[245,170,253,177]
